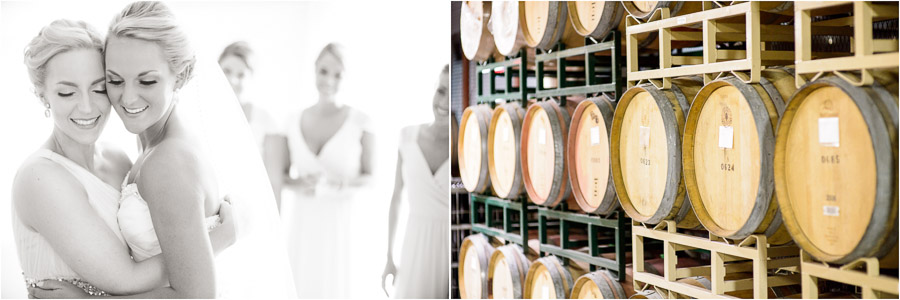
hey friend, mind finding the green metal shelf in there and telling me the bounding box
[469,193,537,247]
[475,49,530,104]
[538,204,631,281]
[533,31,625,102]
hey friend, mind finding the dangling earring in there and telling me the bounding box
[44,102,50,118]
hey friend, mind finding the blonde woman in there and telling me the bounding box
[382,65,450,298]
[266,43,375,298]
[31,2,294,298]
[218,41,276,153]
[15,19,235,298]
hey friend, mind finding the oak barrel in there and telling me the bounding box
[488,243,538,299]
[524,256,587,299]
[568,1,626,40]
[775,73,899,266]
[459,104,494,194]
[630,289,664,299]
[521,100,576,208]
[567,95,620,215]
[521,1,584,51]
[621,1,702,22]
[461,1,497,62]
[683,69,796,244]
[610,77,704,228]
[488,103,526,199]
[490,1,528,57]
[459,234,499,299]
[570,270,629,299]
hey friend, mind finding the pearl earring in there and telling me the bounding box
[44,102,50,118]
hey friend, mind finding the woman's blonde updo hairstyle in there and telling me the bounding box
[24,19,104,96]
[108,1,195,89]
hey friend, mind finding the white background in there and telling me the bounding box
[0,1,448,298]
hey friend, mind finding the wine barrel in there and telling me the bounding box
[567,95,619,215]
[488,103,526,198]
[524,256,587,299]
[570,270,628,299]
[490,1,528,57]
[621,1,702,22]
[683,68,796,244]
[610,77,704,228]
[568,1,626,40]
[521,1,584,51]
[521,100,576,208]
[459,104,494,194]
[488,243,535,299]
[630,289,664,299]
[461,1,497,62]
[775,72,899,266]
[459,234,499,299]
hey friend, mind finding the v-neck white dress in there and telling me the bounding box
[281,108,372,298]
[393,125,449,298]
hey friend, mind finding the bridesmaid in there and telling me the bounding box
[382,65,450,298]
[266,42,375,298]
[218,41,276,153]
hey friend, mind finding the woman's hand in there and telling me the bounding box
[28,280,88,299]
[381,258,397,297]
[209,196,237,255]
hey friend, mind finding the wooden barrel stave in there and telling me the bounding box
[622,1,703,22]
[521,1,584,51]
[488,103,527,198]
[522,100,576,208]
[459,104,495,194]
[567,95,620,215]
[568,1,626,40]
[775,72,898,266]
[611,77,704,228]
[683,69,796,244]
[459,234,499,299]
[524,256,586,299]
[489,243,533,299]
[571,270,628,299]
[461,1,498,62]
[490,1,528,57]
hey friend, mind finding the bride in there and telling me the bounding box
[26,2,294,298]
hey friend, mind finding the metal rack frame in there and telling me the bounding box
[537,205,630,281]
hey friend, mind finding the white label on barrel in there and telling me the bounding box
[542,286,550,299]
[539,128,546,145]
[718,126,734,149]
[591,126,600,145]
[503,128,510,142]
[823,205,840,216]
[818,117,840,147]
[639,126,650,147]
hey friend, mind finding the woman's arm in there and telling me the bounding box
[345,131,375,188]
[381,153,403,295]
[117,144,219,298]
[263,134,289,211]
[12,161,168,295]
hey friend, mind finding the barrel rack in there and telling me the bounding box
[794,1,900,87]
[631,220,801,299]
[469,194,535,247]
[800,250,900,299]
[537,206,630,280]
[475,48,530,103]
[625,1,796,89]
[534,30,625,101]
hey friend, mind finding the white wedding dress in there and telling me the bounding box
[393,125,449,299]
[281,107,373,298]
[12,149,124,296]
[114,58,296,298]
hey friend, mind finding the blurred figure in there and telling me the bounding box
[382,65,450,298]
[266,43,375,298]
[218,41,275,153]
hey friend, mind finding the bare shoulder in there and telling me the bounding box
[12,155,86,225]
[138,138,216,204]
[97,143,133,184]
